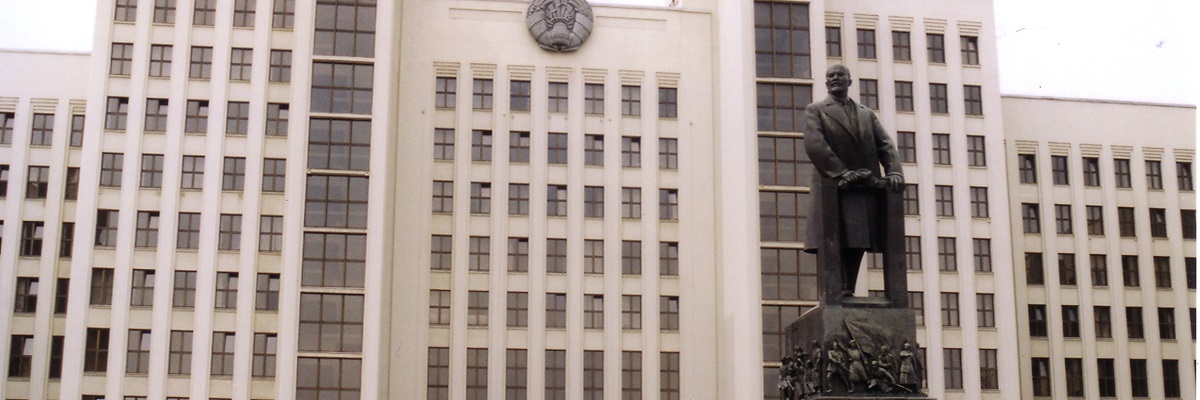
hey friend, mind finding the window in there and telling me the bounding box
[905,236,921,270]
[185,46,214,79]
[261,158,286,193]
[1189,258,1197,289]
[1086,254,1109,287]
[264,49,292,82]
[660,296,680,330]
[18,221,42,258]
[1059,305,1080,337]
[936,237,956,272]
[1013,154,1037,184]
[427,235,453,271]
[507,292,528,327]
[138,99,168,133]
[304,175,369,229]
[172,271,197,307]
[95,209,120,247]
[617,351,643,399]
[428,128,455,161]
[758,136,810,186]
[508,183,529,215]
[1079,157,1101,186]
[167,330,193,375]
[929,83,948,114]
[311,62,374,114]
[622,240,642,275]
[856,29,876,59]
[105,97,129,130]
[228,48,253,81]
[47,335,64,378]
[209,332,236,376]
[956,35,980,65]
[70,114,84,147]
[1149,208,1167,237]
[132,212,158,248]
[468,236,489,272]
[659,87,678,118]
[1047,155,1069,185]
[1154,257,1171,288]
[313,0,376,56]
[622,187,641,219]
[759,190,807,242]
[1056,253,1078,286]
[934,185,954,216]
[84,328,110,372]
[761,247,817,300]
[1022,203,1040,234]
[896,131,916,163]
[1081,205,1104,235]
[973,238,991,272]
[1121,255,1141,287]
[756,82,812,132]
[659,138,679,169]
[435,77,456,109]
[943,348,962,389]
[472,79,493,110]
[25,166,49,199]
[467,291,488,326]
[1163,359,1181,398]
[1055,357,1083,397]
[511,80,531,111]
[301,232,368,288]
[972,348,999,390]
[192,0,216,25]
[254,103,285,137]
[1178,162,1193,190]
[297,357,361,399]
[966,186,989,218]
[1028,358,1051,396]
[583,350,603,400]
[180,155,204,189]
[60,167,79,200]
[1129,359,1149,397]
[660,242,680,276]
[547,237,564,272]
[660,189,679,221]
[298,293,364,352]
[0,114,11,144]
[1088,358,1117,397]
[826,26,842,57]
[1159,307,1176,339]
[59,223,75,259]
[1093,306,1112,338]
[505,237,529,273]
[858,79,878,109]
[547,185,567,217]
[621,85,641,116]
[894,81,914,112]
[181,99,208,134]
[612,137,641,169]
[126,330,152,373]
[904,291,924,326]
[0,164,7,196]
[273,0,295,28]
[1146,160,1164,189]
[251,333,276,378]
[1053,204,1072,234]
[510,131,530,163]
[1116,206,1136,236]
[1114,158,1132,187]
[14,278,38,313]
[144,44,173,78]
[902,184,919,215]
[546,292,566,328]
[623,295,642,330]
[584,186,604,218]
[428,290,450,325]
[754,1,812,77]
[963,85,983,115]
[930,133,951,165]
[114,0,137,22]
[583,240,603,275]
[222,157,246,190]
[976,293,995,327]
[546,132,568,164]
[584,294,604,329]
[1028,305,1047,336]
[1183,209,1196,238]
[892,31,911,61]
[1126,307,1144,338]
[213,272,238,309]
[470,182,491,214]
[546,349,567,400]
[29,113,53,146]
[548,82,569,113]
[1025,252,1044,285]
[580,83,605,115]
[926,33,945,63]
[940,292,959,326]
[256,273,280,310]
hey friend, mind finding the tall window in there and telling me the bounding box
[623,295,642,330]
[1122,255,1140,287]
[548,82,569,113]
[584,350,604,399]
[313,0,376,57]
[507,349,528,399]
[1158,307,1176,339]
[1154,257,1172,288]
[661,242,679,276]
[269,50,292,82]
[979,349,998,389]
[428,290,450,325]
[976,293,995,327]
[1146,160,1163,189]
[297,293,365,352]
[902,184,919,216]
[547,185,568,217]
[856,29,876,59]
[584,83,603,114]
[143,98,169,132]
[927,33,945,63]
[1026,252,1044,285]
[929,83,948,114]
[311,63,374,114]
[84,328,110,372]
[214,272,238,309]
[858,79,878,109]
[256,273,280,310]
[126,330,152,373]
[623,187,641,219]
[1114,158,1132,187]
[222,157,246,190]
[546,293,566,328]
[507,292,528,327]
[114,0,137,22]
[584,294,603,329]
[1129,359,1148,397]
[931,133,951,165]
[1062,305,1080,337]
[1163,359,1182,398]
[621,85,641,116]
[189,46,213,78]
[1126,307,1144,338]
[754,1,811,77]
[973,238,991,272]
[173,271,197,308]
[509,183,529,215]
[468,236,489,272]
[108,44,133,76]
[432,128,454,160]
[180,155,204,189]
[1178,162,1193,190]
[1082,157,1101,186]
[943,348,962,389]
[26,166,50,198]
[148,44,172,77]
[430,235,452,271]
[759,191,805,241]
[185,100,209,133]
[64,168,80,199]
[27,114,53,146]
[1149,208,1168,237]
[470,182,491,214]
[510,131,531,163]
[585,186,604,218]
[193,0,216,25]
[1058,253,1077,285]
[1084,205,1104,235]
[435,77,456,109]
[133,212,158,248]
[1028,305,1047,336]
[1090,254,1109,286]
[826,26,842,57]
[547,132,568,164]
[934,185,954,216]
[546,350,566,400]
[1017,154,1037,183]
[308,118,371,170]
[1094,306,1112,338]
[9,335,34,377]
[1117,207,1136,237]
[18,222,45,257]
[262,158,286,192]
[273,0,295,28]
[940,292,959,326]
[229,48,253,81]
[1054,204,1072,234]
[758,136,809,186]
[511,80,531,111]
[905,236,921,270]
[622,137,642,167]
[105,97,130,130]
[660,138,679,169]
[963,85,982,115]
[466,348,488,398]
[95,209,120,246]
[1063,358,1084,397]
[895,81,914,111]
[892,31,911,61]
[756,83,812,132]
[909,291,924,325]
[661,296,680,330]
[960,35,979,65]
[937,237,956,272]
[467,291,488,326]
[1096,358,1117,397]
[1183,209,1196,239]
[1050,155,1069,185]
[1022,203,1040,234]
[13,278,39,313]
[659,87,678,117]
[622,351,643,398]
[70,114,85,147]
[252,333,277,377]
[897,132,916,163]
[969,187,988,218]
[473,79,493,110]
[622,240,642,275]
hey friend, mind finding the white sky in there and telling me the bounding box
[0,0,1196,106]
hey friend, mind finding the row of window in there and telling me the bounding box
[7,329,277,379]
[827,27,981,66]
[903,291,996,329]
[0,112,85,147]
[431,236,680,276]
[854,80,984,115]
[433,182,679,220]
[902,184,991,218]
[89,210,285,251]
[103,97,291,135]
[1019,203,1196,239]
[78,269,281,310]
[69,154,287,193]
[110,44,291,83]
[429,290,680,331]
[435,129,679,169]
[1018,154,1193,190]
[435,77,679,118]
[113,0,295,30]
[1024,252,1197,289]
[1030,357,1184,398]
[1027,304,1194,341]
[427,347,681,400]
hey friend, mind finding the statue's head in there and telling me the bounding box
[902,341,911,349]
[825,64,853,97]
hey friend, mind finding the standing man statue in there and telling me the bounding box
[803,64,905,297]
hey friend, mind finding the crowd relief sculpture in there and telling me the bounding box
[526,0,594,52]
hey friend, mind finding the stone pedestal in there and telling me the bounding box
[781,303,926,398]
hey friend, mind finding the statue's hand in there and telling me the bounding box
[838,170,867,187]
[885,173,904,192]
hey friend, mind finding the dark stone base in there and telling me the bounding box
[781,303,925,398]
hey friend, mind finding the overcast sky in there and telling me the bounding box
[0,0,1196,106]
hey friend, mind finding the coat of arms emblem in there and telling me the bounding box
[526,0,594,52]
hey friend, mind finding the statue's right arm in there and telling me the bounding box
[804,103,849,179]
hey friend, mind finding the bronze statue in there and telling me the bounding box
[898,340,923,390]
[826,340,851,392]
[846,339,869,391]
[803,64,905,297]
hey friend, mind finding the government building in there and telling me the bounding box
[0,0,1192,399]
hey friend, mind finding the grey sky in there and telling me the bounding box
[0,0,1196,106]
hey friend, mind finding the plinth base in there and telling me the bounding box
[781,303,925,398]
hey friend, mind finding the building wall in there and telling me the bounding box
[1003,95,1197,399]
